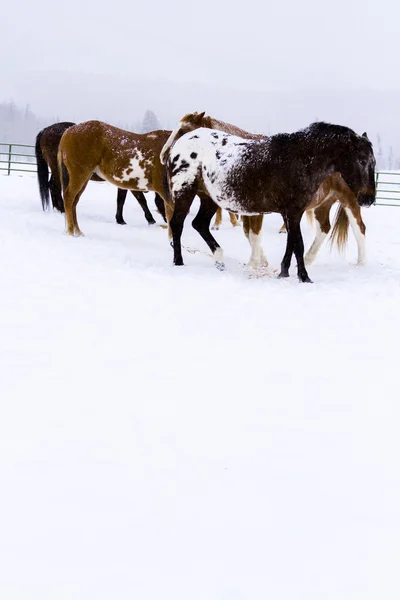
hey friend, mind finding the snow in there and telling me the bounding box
[1,174,400,600]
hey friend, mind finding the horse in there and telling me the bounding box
[160,112,342,256]
[57,118,202,236]
[35,122,166,225]
[161,113,375,264]
[160,112,267,232]
[163,122,376,282]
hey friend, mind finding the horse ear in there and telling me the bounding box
[196,111,205,122]
[362,131,369,140]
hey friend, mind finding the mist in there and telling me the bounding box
[2,0,399,167]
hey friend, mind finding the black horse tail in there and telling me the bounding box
[329,204,349,252]
[35,129,50,210]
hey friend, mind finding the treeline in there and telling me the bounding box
[0,100,398,170]
[0,102,163,146]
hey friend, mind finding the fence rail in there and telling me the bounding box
[1,142,400,207]
[0,142,36,175]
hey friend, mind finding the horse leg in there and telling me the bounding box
[243,215,267,268]
[71,182,89,237]
[279,213,310,281]
[49,174,58,210]
[211,207,223,230]
[164,201,175,241]
[154,193,167,222]
[170,189,196,266]
[344,204,366,265]
[283,213,312,282]
[304,201,334,265]
[228,212,239,227]
[116,188,127,225]
[130,190,156,225]
[192,194,224,269]
[49,157,65,212]
[63,180,80,236]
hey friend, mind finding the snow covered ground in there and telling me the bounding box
[1,174,400,600]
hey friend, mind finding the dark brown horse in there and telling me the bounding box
[163,122,376,282]
[161,113,374,269]
[35,122,166,225]
[161,112,328,247]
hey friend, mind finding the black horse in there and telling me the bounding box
[35,122,166,225]
[164,122,376,282]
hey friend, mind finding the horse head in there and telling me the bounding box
[337,131,376,207]
[160,111,206,164]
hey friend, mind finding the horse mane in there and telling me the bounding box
[205,116,265,140]
[304,121,372,145]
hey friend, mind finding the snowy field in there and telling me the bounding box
[1,174,400,600]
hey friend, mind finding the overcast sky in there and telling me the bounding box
[3,0,397,91]
[2,0,399,158]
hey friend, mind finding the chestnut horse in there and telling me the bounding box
[57,118,205,236]
[36,122,166,225]
[163,122,376,282]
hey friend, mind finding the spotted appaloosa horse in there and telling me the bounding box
[36,121,166,225]
[161,112,266,230]
[160,111,338,252]
[163,122,376,282]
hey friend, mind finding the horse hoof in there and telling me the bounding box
[211,226,219,231]
[278,271,289,279]
[148,219,157,226]
[215,261,225,271]
[174,259,184,266]
[299,274,313,283]
[116,220,126,225]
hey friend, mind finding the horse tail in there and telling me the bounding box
[35,129,50,210]
[57,147,69,193]
[162,162,172,208]
[329,204,349,252]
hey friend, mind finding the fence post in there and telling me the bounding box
[7,144,11,175]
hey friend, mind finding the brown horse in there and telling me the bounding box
[36,122,166,225]
[160,112,370,267]
[57,118,203,236]
[163,123,376,281]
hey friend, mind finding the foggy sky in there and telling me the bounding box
[2,0,399,154]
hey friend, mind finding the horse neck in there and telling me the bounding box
[206,117,265,140]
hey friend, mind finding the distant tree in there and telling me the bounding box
[376,134,384,170]
[141,110,161,133]
[388,146,394,170]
